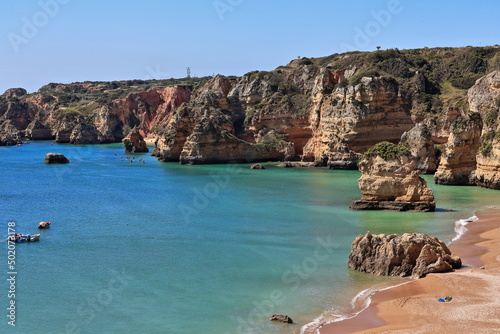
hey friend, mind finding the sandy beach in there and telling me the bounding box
[318,208,500,334]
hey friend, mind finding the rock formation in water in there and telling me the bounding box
[44,153,70,164]
[250,163,265,169]
[348,232,462,278]
[1,47,500,190]
[269,314,293,324]
[350,142,436,212]
[123,129,149,153]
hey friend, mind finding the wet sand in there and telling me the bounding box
[318,208,500,334]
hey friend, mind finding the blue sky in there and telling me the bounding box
[1,0,498,93]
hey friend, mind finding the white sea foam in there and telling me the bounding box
[300,281,413,334]
[451,215,478,243]
[302,213,482,334]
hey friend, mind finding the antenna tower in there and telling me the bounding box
[187,67,191,78]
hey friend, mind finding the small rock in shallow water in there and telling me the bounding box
[277,162,294,168]
[250,163,265,169]
[269,314,293,323]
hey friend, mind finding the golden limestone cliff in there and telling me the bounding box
[350,142,436,212]
[1,47,499,191]
[469,71,500,189]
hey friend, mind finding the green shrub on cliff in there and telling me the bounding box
[255,130,286,149]
[363,142,411,160]
[485,110,498,128]
[450,74,484,89]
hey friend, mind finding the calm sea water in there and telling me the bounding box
[1,142,499,334]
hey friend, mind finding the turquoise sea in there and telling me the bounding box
[1,142,499,334]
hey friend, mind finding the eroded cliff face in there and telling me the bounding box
[154,70,313,164]
[430,72,500,188]
[0,84,191,145]
[153,66,416,165]
[400,123,437,174]
[434,114,482,185]
[1,47,499,190]
[469,71,500,189]
[303,75,414,168]
[350,149,435,211]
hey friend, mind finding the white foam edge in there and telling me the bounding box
[302,213,480,334]
[300,280,414,334]
[451,215,478,243]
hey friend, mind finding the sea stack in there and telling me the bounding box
[123,129,149,153]
[350,142,435,212]
[348,232,462,278]
[44,153,70,164]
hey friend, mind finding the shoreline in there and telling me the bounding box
[313,207,500,334]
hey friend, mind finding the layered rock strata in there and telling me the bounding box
[0,48,499,188]
[434,114,482,185]
[348,233,461,278]
[350,143,436,212]
[468,71,500,189]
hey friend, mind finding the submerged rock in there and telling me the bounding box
[269,314,293,324]
[348,233,462,278]
[44,153,70,164]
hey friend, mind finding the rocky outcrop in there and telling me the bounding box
[350,143,435,212]
[70,123,100,144]
[250,163,265,169]
[111,86,191,140]
[0,47,499,189]
[26,119,53,140]
[123,129,149,153]
[0,121,22,146]
[1,88,27,99]
[348,233,462,278]
[44,153,70,164]
[469,71,500,189]
[277,162,294,168]
[269,314,293,324]
[434,114,482,185]
[400,123,437,174]
[0,84,192,146]
[303,76,414,168]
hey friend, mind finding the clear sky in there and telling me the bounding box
[1,0,498,93]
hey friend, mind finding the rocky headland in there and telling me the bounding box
[1,46,499,189]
